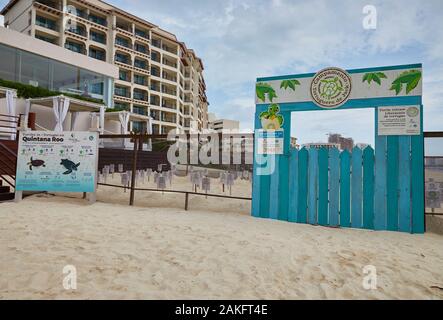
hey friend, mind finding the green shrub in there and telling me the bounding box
[0,78,104,105]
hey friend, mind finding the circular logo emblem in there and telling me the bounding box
[310,67,352,109]
[406,107,419,117]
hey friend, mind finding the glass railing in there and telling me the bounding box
[133,93,148,101]
[89,14,107,27]
[116,38,131,49]
[90,32,106,44]
[114,88,129,97]
[36,16,57,31]
[163,59,177,68]
[134,61,148,70]
[67,26,86,37]
[115,55,130,65]
[65,42,85,54]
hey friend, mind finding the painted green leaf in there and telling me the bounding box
[256,82,277,102]
[280,79,300,91]
[362,72,386,86]
[389,82,402,95]
[276,114,284,126]
[389,70,422,95]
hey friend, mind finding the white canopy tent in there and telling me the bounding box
[100,111,153,151]
[25,95,105,133]
[0,87,18,140]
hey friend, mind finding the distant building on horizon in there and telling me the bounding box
[302,142,341,150]
[328,133,354,152]
[208,116,240,133]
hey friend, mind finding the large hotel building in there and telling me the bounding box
[1,0,209,134]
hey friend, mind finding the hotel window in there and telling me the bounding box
[90,30,106,44]
[90,82,104,95]
[135,28,149,39]
[116,36,131,49]
[133,89,147,101]
[35,34,55,44]
[36,15,57,30]
[115,86,129,97]
[64,40,84,54]
[133,106,146,115]
[134,74,146,85]
[115,53,130,64]
[134,59,147,70]
[67,24,86,37]
[119,70,130,82]
[89,48,105,61]
[89,14,107,26]
[151,51,160,62]
[135,43,147,54]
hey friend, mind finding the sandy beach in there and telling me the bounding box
[1,172,443,299]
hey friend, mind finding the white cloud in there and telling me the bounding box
[111,0,443,139]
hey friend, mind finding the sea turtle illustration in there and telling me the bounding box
[60,159,80,175]
[320,77,343,100]
[27,157,45,170]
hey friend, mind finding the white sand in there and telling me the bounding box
[1,174,443,299]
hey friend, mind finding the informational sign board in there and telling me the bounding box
[377,106,421,136]
[257,130,284,155]
[16,131,99,192]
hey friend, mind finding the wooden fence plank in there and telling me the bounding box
[278,155,290,221]
[351,147,363,228]
[269,155,280,220]
[398,136,411,232]
[288,149,299,222]
[374,135,387,230]
[340,150,351,227]
[329,148,340,227]
[411,106,425,233]
[318,147,329,226]
[386,136,399,231]
[297,148,309,223]
[308,148,318,224]
[363,146,375,229]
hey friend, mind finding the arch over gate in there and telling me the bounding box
[252,64,424,233]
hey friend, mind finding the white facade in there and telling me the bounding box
[1,0,209,134]
[208,118,240,133]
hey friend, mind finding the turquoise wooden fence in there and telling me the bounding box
[253,144,424,233]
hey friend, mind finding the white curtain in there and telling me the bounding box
[118,111,130,134]
[71,112,79,131]
[99,106,105,134]
[6,90,16,139]
[146,117,153,151]
[53,97,70,132]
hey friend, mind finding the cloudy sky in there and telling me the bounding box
[1,0,442,147]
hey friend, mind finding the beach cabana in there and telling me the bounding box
[25,95,105,133]
[0,87,18,140]
[100,111,152,151]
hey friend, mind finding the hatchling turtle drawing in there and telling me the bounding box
[60,159,81,175]
[27,157,46,170]
[320,77,343,99]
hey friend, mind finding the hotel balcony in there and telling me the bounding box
[161,85,177,97]
[162,72,177,83]
[36,15,58,31]
[34,0,63,13]
[90,29,107,45]
[115,52,132,66]
[161,99,176,110]
[65,24,87,38]
[89,47,106,61]
[64,39,86,55]
[133,89,149,103]
[162,58,177,69]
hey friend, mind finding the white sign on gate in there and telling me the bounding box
[257,129,284,155]
[377,106,420,136]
